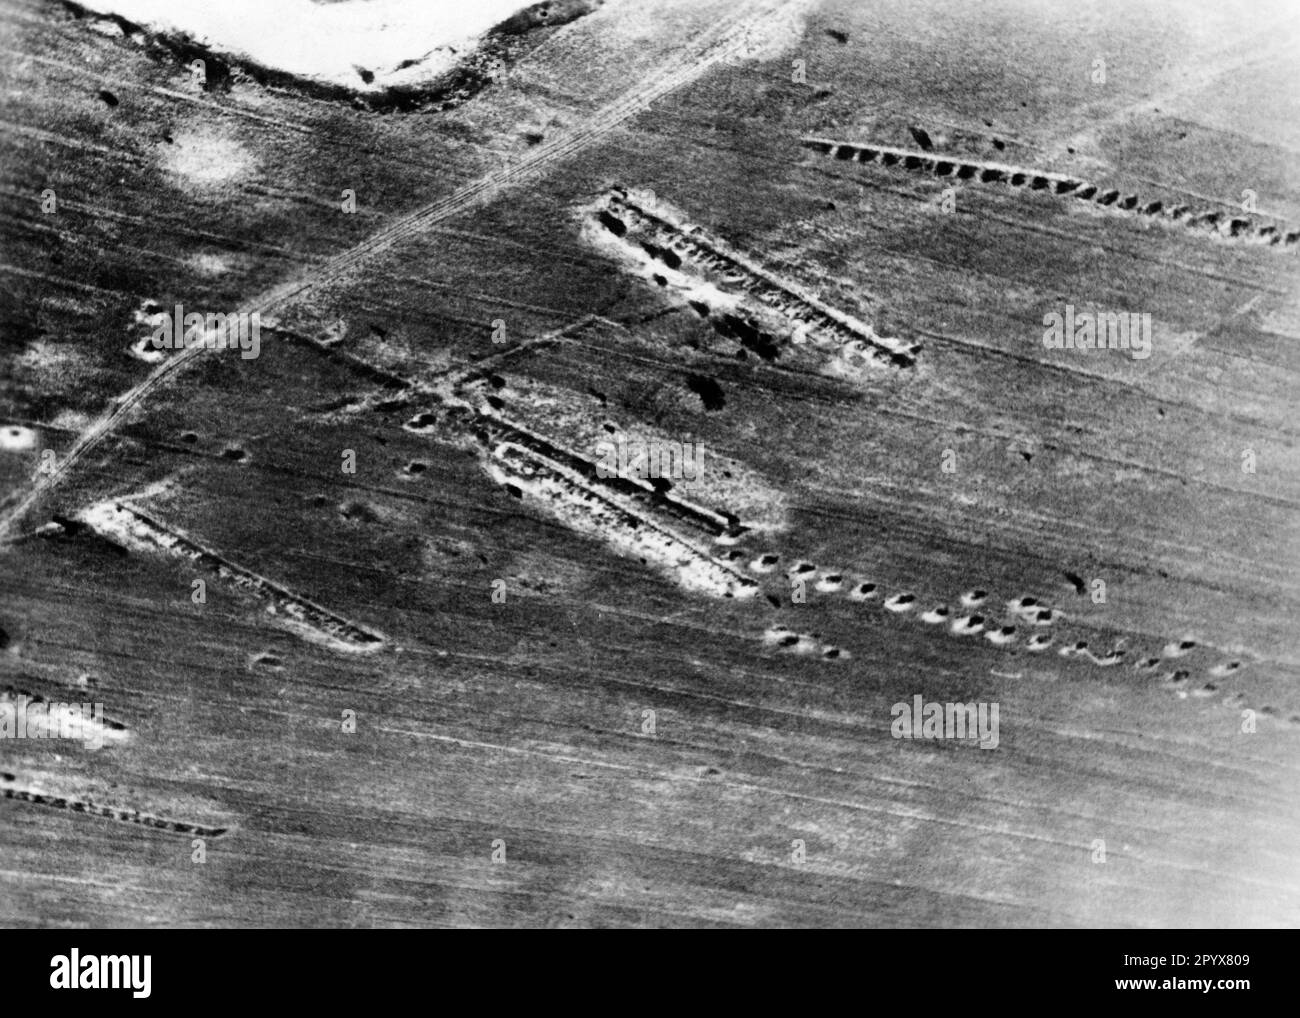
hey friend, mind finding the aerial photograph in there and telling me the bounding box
[0,0,1296,946]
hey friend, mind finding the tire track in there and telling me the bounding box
[0,0,807,539]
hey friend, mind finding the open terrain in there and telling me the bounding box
[1,0,1297,927]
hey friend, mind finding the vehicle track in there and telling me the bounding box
[0,0,807,539]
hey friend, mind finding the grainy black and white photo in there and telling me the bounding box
[1,0,1297,939]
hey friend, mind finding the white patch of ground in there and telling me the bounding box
[160,125,256,187]
[49,411,91,434]
[74,0,535,91]
[0,691,129,748]
[16,338,80,375]
[0,426,37,451]
[486,441,757,600]
[128,335,165,363]
[480,375,789,532]
[186,251,233,276]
